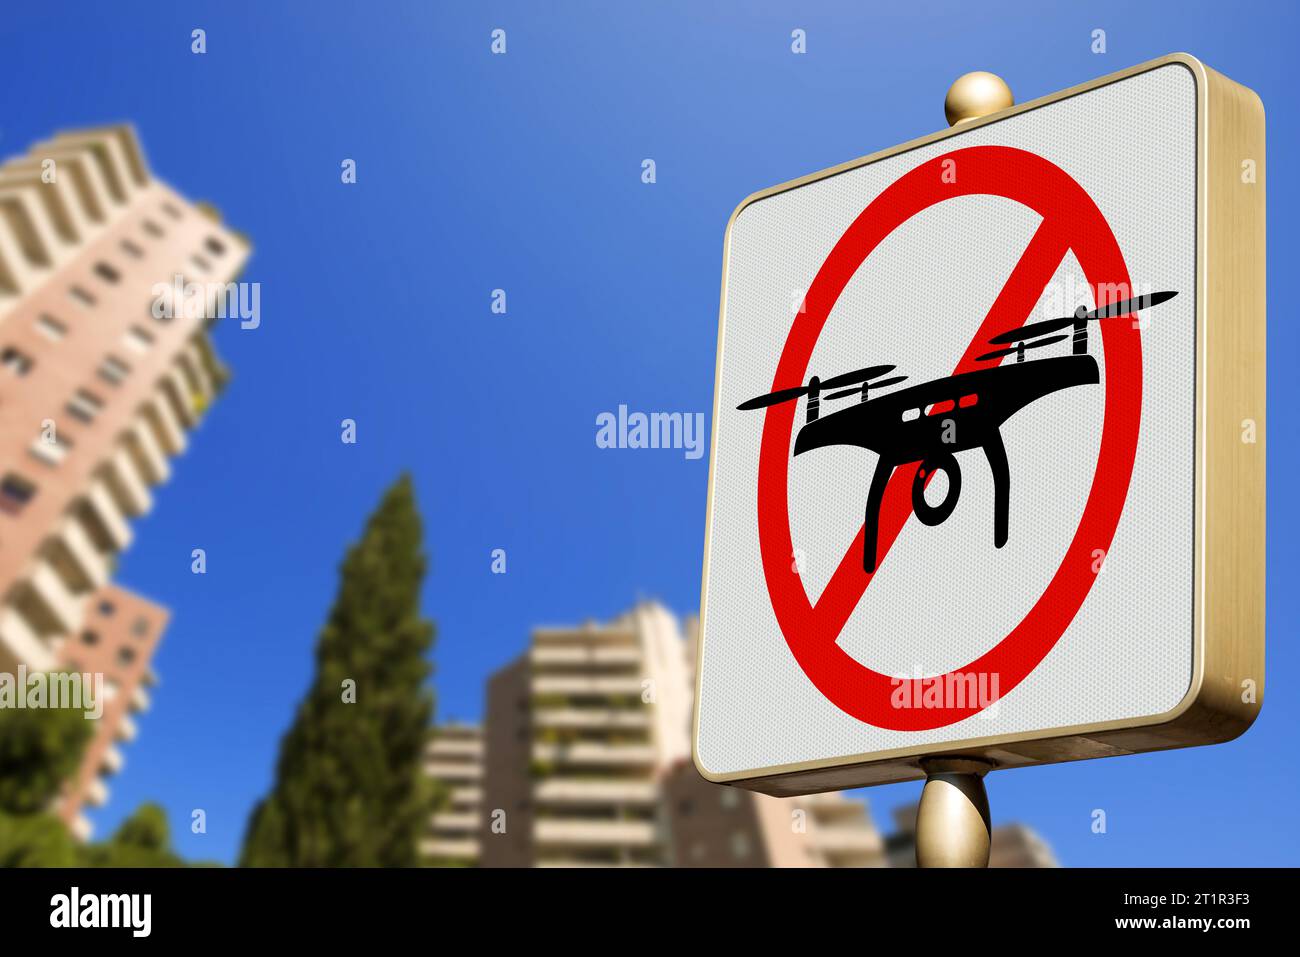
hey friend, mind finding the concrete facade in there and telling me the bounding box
[432,603,886,867]
[0,126,248,836]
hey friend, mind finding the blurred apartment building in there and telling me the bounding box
[424,603,886,867]
[422,722,483,865]
[0,126,249,837]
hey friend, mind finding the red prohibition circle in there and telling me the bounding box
[756,145,1141,731]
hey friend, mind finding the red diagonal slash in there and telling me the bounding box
[754,146,1141,730]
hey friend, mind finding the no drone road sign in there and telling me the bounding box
[694,54,1265,795]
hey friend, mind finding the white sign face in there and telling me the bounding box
[696,63,1199,783]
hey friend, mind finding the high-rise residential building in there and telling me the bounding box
[435,602,885,867]
[421,722,483,865]
[0,125,249,836]
[662,762,886,867]
[987,823,1060,868]
[481,604,689,867]
[54,585,167,838]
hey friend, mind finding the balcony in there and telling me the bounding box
[180,343,214,403]
[144,394,186,456]
[535,859,656,868]
[532,741,656,768]
[531,675,646,697]
[115,714,137,742]
[69,815,93,842]
[425,761,482,782]
[0,604,55,672]
[803,796,876,829]
[809,827,885,854]
[84,777,109,808]
[534,779,659,806]
[530,646,642,668]
[431,811,478,832]
[27,559,87,635]
[161,369,196,428]
[130,684,151,713]
[420,838,479,860]
[56,514,110,589]
[449,786,482,807]
[426,737,483,759]
[124,419,169,485]
[534,818,659,848]
[533,708,650,731]
[104,449,152,517]
[100,745,124,776]
[83,478,132,551]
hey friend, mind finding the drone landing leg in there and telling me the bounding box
[984,430,1010,549]
[863,460,893,573]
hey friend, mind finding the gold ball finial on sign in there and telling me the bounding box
[944,71,1014,126]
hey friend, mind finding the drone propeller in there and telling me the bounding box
[824,375,909,401]
[736,364,896,411]
[987,290,1178,346]
[976,333,1068,362]
[736,384,815,411]
[819,364,897,390]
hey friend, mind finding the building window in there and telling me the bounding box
[161,201,183,220]
[35,314,67,341]
[94,261,121,284]
[1,347,33,376]
[123,326,154,354]
[720,789,740,810]
[97,355,130,386]
[0,473,37,515]
[98,600,115,617]
[730,832,752,860]
[117,647,136,667]
[81,630,100,646]
[68,285,96,307]
[205,236,226,257]
[120,238,145,259]
[131,618,149,638]
[66,389,105,423]
[142,219,164,238]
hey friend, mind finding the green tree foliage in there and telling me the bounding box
[0,812,79,868]
[0,676,199,867]
[0,678,93,815]
[0,676,91,867]
[240,475,436,867]
[80,803,184,867]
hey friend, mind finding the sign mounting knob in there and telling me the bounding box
[945,71,1014,126]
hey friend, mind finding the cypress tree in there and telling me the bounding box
[240,475,435,867]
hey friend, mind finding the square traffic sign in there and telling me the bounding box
[695,54,1265,795]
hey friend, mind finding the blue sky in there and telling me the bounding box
[2,1,1294,865]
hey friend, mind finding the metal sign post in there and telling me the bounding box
[917,757,994,868]
[911,72,1014,870]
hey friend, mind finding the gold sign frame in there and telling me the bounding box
[694,53,1265,796]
